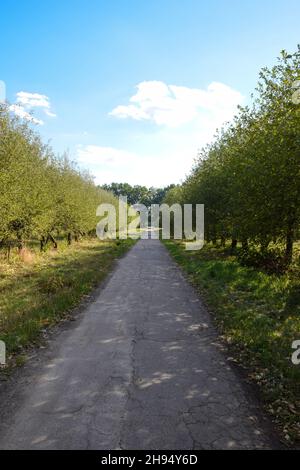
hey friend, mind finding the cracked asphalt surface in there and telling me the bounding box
[0,239,278,449]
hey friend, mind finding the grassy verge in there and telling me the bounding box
[164,240,300,445]
[0,238,135,364]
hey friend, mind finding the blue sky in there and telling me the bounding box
[1,0,300,186]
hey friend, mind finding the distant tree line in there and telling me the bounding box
[100,182,175,207]
[164,48,300,266]
[0,105,118,252]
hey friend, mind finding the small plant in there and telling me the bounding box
[39,274,66,295]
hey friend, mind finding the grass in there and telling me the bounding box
[0,238,135,362]
[164,239,300,445]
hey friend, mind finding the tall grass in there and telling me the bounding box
[0,238,135,358]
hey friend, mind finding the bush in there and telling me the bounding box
[238,248,287,274]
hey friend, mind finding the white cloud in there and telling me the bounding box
[77,145,138,167]
[9,104,44,126]
[76,144,195,187]
[10,91,56,124]
[110,80,243,128]
[16,92,50,109]
[78,80,245,187]
[44,109,57,118]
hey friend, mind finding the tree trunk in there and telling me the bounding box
[17,237,24,252]
[40,236,46,251]
[212,226,217,246]
[285,223,294,264]
[46,233,58,249]
[7,244,11,261]
[67,233,72,245]
[231,238,238,250]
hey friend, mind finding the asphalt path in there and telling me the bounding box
[0,239,278,449]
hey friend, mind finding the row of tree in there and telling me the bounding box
[164,48,300,264]
[0,105,118,252]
